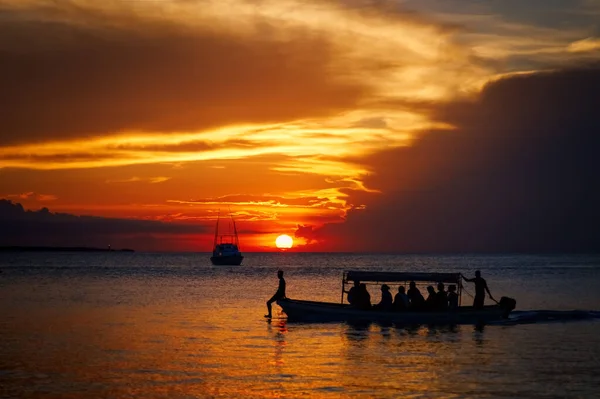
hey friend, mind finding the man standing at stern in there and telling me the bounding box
[462,270,496,309]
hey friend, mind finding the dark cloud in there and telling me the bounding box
[0,5,364,145]
[0,199,208,249]
[302,65,600,252]
[294,224,319,244]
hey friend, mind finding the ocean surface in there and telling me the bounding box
[1,253,599,398]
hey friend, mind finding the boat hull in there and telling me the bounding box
[210,255,243,266]
[276,298,513,324]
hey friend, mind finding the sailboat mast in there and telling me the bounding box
[228,206,239,247]
[213,210,220,247]
[233,218,239,247]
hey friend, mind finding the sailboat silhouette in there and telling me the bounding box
[210,210,244,266]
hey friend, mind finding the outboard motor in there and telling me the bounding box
[499,296,517,318]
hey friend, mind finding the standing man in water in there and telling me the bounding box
[265,270,286,318]
[462,270,496,309]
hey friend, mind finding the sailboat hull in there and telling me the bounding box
[210,255,244,266]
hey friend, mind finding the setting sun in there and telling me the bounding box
[275,234,293,249]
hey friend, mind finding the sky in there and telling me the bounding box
[1,0,599,252]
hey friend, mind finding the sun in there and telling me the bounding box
[275,234,293,249]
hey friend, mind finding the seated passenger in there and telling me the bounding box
[407,281,425,309]
[436,282,448,310]
[347,280,360,306]
[374,284,393,311]
[393,286,409,310]
[448,284,459,309]
[357,283,372,310]
[425,285,437,310]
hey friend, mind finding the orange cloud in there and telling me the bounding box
[568,37,600,53]
[3,192,58,202]
[106,177,171,184]
[2,1,599,251]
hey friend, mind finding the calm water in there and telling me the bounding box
[1,253,599,398]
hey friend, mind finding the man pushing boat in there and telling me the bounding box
[265,270,286,318]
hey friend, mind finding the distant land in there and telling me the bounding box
[0,246,135,253]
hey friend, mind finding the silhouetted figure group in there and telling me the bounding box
[346,270,495,312]
[349,280,452,312]
[348,281,372,310]
[424,283,452,311]
[263,270,498,318]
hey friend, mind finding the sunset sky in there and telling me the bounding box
[1,0,599,252]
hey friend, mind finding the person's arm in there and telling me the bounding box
[484,282,496,302]
[462,275,475,283]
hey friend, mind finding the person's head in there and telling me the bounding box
[409,281,416,288]
[381,284,390,291]
[448,284,456,293]
[437,282,445,292]
[277,270,284,278]
[353,280,360,287]
[427,285,435,294]
[475,270,481,278]
[398,286,406,294]
[360,283,367,290]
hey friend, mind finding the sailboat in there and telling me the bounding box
[210,211,244,266]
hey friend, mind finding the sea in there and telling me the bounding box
[1,252,599,398]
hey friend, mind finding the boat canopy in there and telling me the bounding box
[344,271,461,284]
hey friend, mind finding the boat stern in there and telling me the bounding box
[499,296,517,318]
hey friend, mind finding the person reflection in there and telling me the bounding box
[344,320,371,343]
[267,318,287,367]
[473,322,485,345]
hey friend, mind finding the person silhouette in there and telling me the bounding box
[462,270,495,309]
[425,285,437,310]
[448,285,459,309]
[436,282,448,310]
[393,286,409,310]
[357,283,371,310]
[347,280,360,306]
[374,284,392,310]
[265,270,286,318]
[407,281,425,309]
